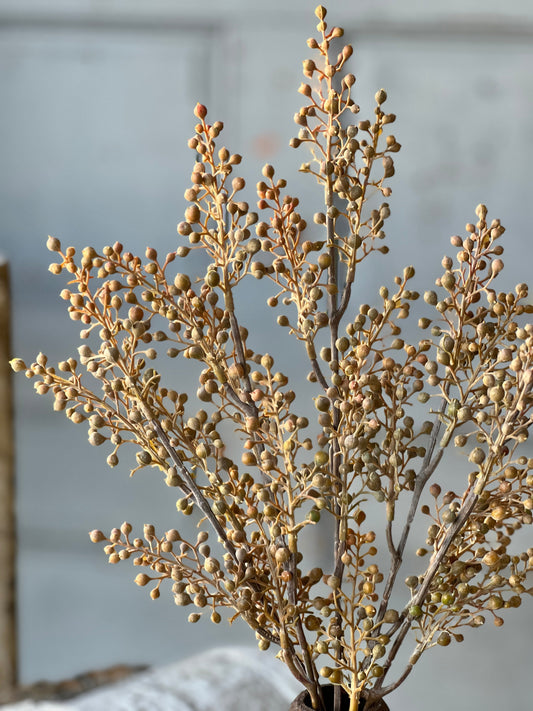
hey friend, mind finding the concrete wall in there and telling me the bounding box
[1,1,532,708]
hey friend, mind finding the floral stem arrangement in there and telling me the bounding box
[11,6,533,711]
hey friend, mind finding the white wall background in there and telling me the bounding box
[1,1,532,709]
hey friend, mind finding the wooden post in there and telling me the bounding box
[0,258,17,690]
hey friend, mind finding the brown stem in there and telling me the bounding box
[149,417,239,563]
[151,415,286,648]
[222,380,257,417]
[227,309,254,394]
[374,372,531,695]
[373,484,479,696]
[374,398,447,628]
[333,271,353,331]
[227,291,317,687]
[326,188,345,711]
[368,662,413,701]
[309,353,329,391]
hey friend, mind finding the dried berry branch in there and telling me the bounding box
[11,5,532,711]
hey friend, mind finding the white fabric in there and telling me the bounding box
[4,647,302,711]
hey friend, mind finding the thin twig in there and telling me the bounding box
[149,417,239,563]
[374,398,447,628]
[372,485,479,697]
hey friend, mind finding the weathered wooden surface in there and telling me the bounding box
[0,259,17,692]
[0,664,147,705]
[1,647,302,711]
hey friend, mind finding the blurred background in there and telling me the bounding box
[1,0,532,708]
